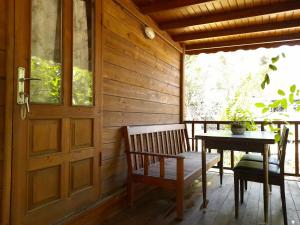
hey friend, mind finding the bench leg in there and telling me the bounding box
[176,181,184,220]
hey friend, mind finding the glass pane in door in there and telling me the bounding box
[72,0,94,106]
[30,0,62,104]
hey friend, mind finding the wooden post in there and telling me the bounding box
[180,45,185,123]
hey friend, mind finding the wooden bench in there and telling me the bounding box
[124,124,221,219]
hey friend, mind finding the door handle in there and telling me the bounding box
[17,67,41,119]
[17,67,26,105]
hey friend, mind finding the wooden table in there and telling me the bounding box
[196,131,275,224]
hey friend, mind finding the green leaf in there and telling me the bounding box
[269,64,277,71]
[255,102,265,108]
[281,98,288,109]
[297,106,300,112]
[262,107,269,113]
[271,100,281,108]
[275,134,281,143]
[278,89,285,96]
[289,93,294,104]
[290,84,296,93]
[266,74,270,84]
[271,56,279,63]
[281,53,286,58]
[261,81,266,89]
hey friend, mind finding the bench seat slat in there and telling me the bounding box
[133,152,220,181]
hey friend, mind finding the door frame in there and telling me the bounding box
[2,0,15,224]
[1,0,104,224]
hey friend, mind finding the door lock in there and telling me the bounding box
[17,67,41,119]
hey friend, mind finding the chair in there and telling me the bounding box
[240,136,280,191]
[233,126,289,225]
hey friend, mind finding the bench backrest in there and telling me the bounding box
[124,124,190,170]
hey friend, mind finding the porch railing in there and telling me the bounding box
[184,120,300,177]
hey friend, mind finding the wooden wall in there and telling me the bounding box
[101,0,181,197]
[0,0,182,223]
[0,0,7,221]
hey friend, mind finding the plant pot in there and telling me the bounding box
[231,122,246,135]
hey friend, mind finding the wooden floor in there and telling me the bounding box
[96,172,300,225]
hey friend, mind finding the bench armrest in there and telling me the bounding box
[128,151,185,159]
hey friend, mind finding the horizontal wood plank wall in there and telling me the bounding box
[102,0,181,197]
[0,0,7,222]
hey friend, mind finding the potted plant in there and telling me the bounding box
[226,106,256,135]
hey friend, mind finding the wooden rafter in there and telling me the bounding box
[185,33,300,51]
[186,40,300,55]
[159,1,300,30]
[139,0,215,14]
[173,19,300,42]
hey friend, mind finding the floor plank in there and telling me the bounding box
[96,173,300,225]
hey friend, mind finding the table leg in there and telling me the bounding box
[201,140,208,208]
[263,144,269,224]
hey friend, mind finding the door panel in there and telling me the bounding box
[12,0,100,224]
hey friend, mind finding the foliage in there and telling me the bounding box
[224,94,257,131]
[255,53,300,142]
[30,56,62,104]
[222,72,261,131]
[260,53,285,89]
[184,55,217,120]
[30,56,93,105]
[72,67,93,105]
[184,54,264,121]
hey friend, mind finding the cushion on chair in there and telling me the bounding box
[241,154,279,165]
[233,160,280,176]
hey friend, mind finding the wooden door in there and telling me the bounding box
[11,0,101,224]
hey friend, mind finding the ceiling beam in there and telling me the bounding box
[185,33,300,51]
[159,1,300,30]
[173,19,300,42]
[186,40,300,55]
[139,0,215,14]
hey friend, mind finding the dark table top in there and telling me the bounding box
[195,130,275,144]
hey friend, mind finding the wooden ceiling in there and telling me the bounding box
[132,0,300,54]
